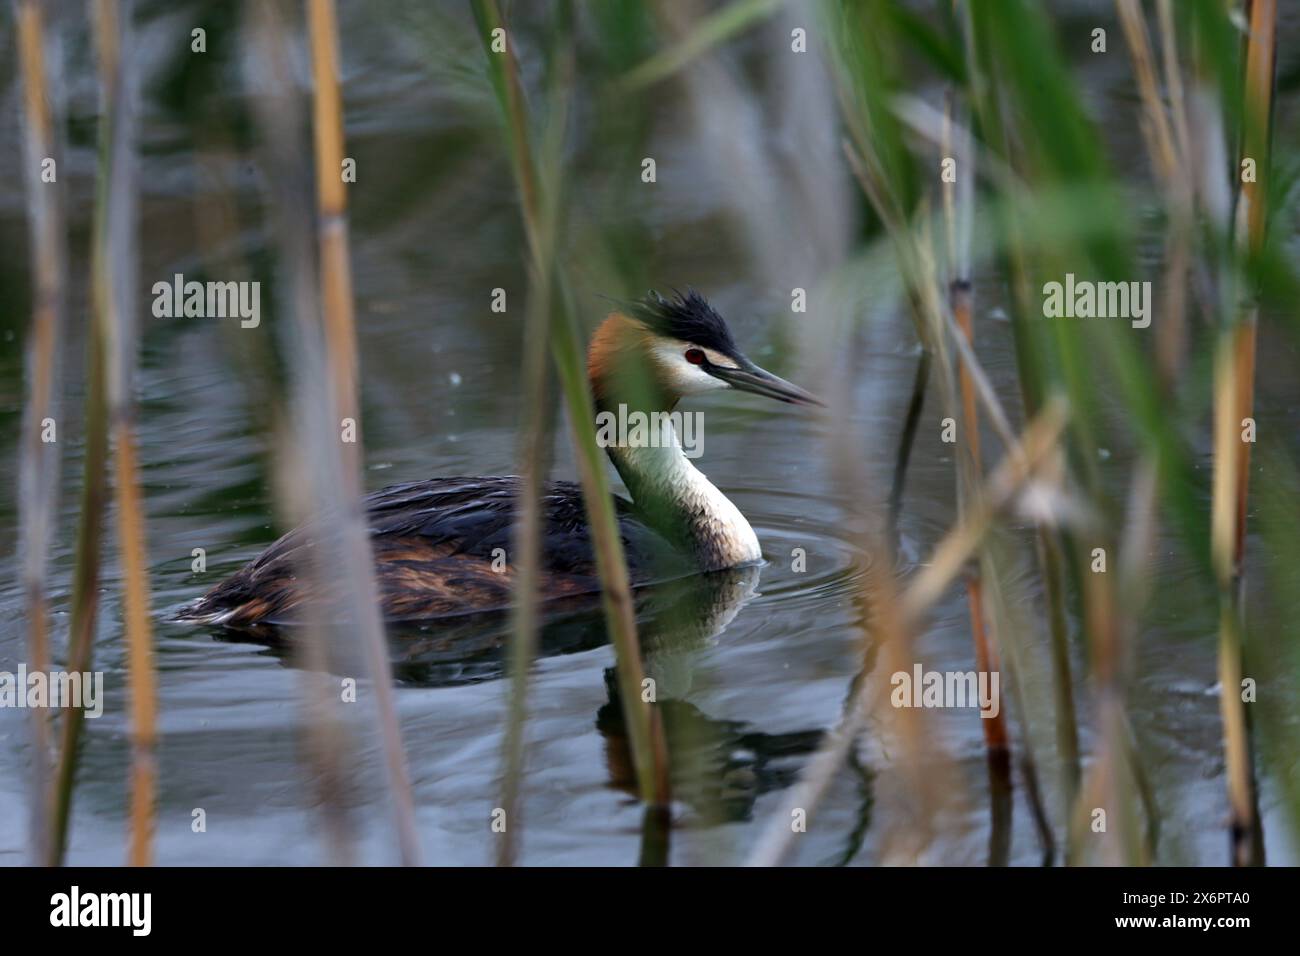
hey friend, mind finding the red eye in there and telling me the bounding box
[684,348,706,365]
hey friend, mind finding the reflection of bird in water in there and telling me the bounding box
[596,667,824,825]
[181,290,819,628]
[567,563,828,826]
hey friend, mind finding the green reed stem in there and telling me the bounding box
[471,0,670,810]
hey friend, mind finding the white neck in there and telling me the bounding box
[606,416,761,570]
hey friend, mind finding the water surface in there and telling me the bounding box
[1,0,1299,866]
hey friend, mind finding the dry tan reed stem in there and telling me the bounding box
[113,427,157,866]
[943,103,1007,757]
[307,0,360,483]
[16,0,64,865]
[748,399,1068,865]
[1116,0,1180,181]
[91,0,156,866]
[1211,0,1274,867]
[298,0,422,864]
[901,398,1069,625]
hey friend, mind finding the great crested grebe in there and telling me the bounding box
[183,290,820,627]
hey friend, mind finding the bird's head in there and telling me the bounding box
[587,289,823,410]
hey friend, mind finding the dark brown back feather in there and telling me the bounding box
[183,476,683,626]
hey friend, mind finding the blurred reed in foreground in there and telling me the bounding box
[1211,0,1274,867]
[15,0,66,866]
[243,0,421,866]
[43,0,156,867]
[90,0,157,867]
[470,0,672,864]
[806,0,1289,865]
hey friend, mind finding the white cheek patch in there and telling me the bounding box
[651,341,731,394]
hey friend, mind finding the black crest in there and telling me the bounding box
[626,289,739,359]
